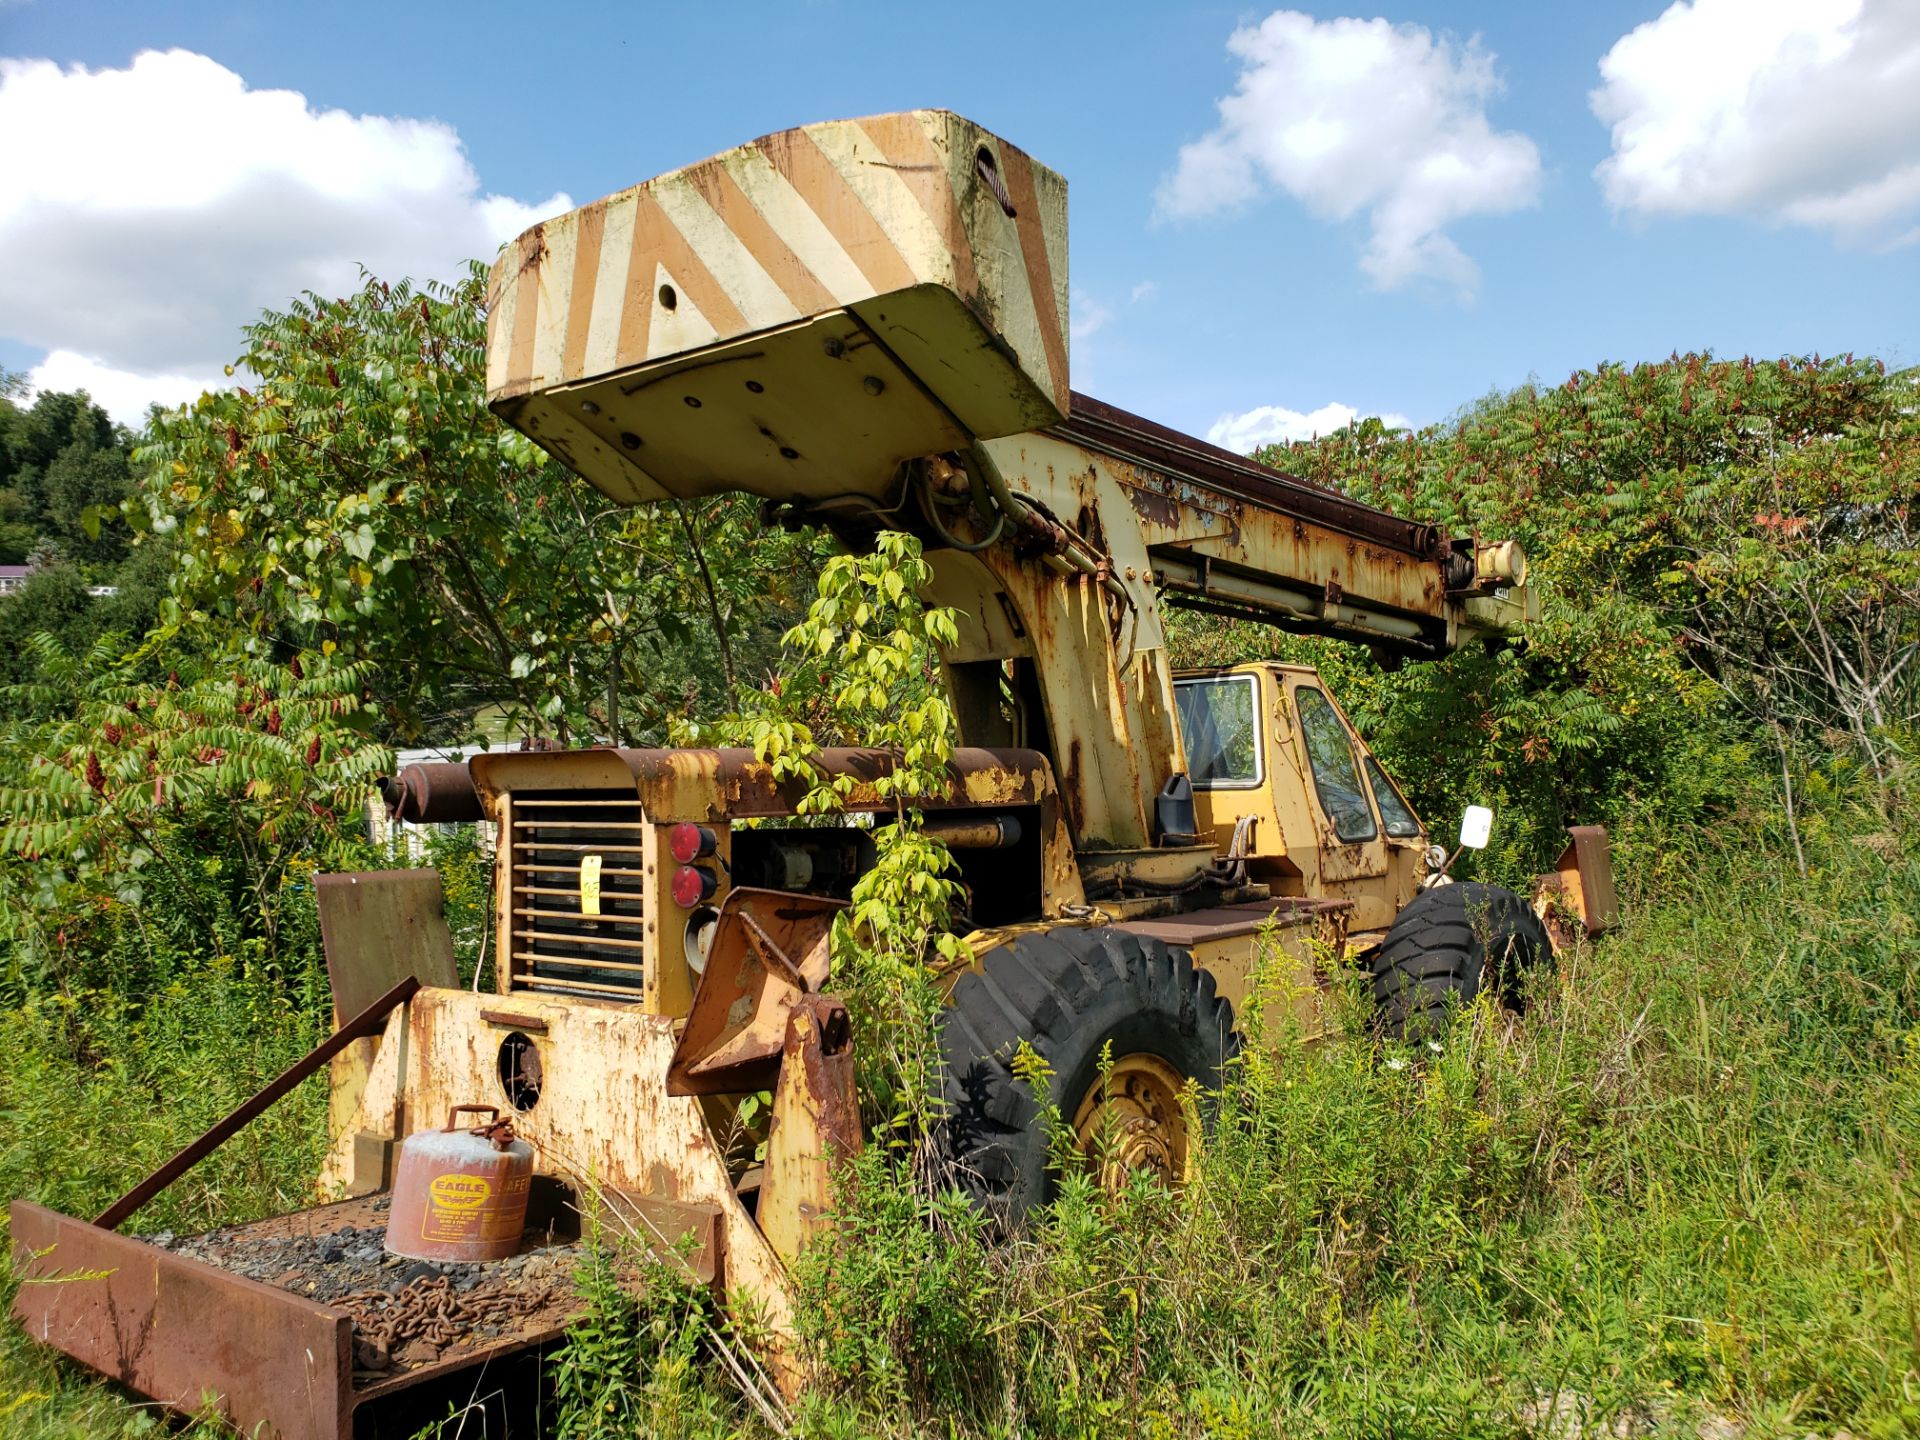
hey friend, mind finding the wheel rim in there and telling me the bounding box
[1071,1052,1191,1191]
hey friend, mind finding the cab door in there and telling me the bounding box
[1277,674,1388,887]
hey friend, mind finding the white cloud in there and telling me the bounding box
[1158,12,1541,297]
[1592,0,1920,249]
[1070,288,1114,342]
[1129,280,1159,304]
[24,350,219,428]
[0,49,569,417]
[1206,402,1412,454]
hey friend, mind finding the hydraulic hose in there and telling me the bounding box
[961,442,1133,615]
[914,459,1006,552]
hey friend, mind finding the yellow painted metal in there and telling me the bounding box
[321,986,807,1393]
[1185,663,1426,933]
[1072,1053,1193,1191]
[758,996,862,1264]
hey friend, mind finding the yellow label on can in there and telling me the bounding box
[420,1171,495,1242]
[429,1173,493,1211]
[579,853,602,915]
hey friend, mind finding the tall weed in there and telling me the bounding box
[793,793,1919,1437]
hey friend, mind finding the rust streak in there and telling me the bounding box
[561,202,608,380]
[995,145,1069,404]
[506,226,545,388]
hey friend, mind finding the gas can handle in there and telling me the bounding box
[445,1105,501,1131]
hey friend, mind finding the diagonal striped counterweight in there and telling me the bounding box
[486,110,1069,506]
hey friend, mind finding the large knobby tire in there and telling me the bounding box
[940,926,1238,1225]
[1371,881,1552,1040]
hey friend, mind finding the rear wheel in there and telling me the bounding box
[940,927,1237,1224]
[1370,881,1551,1039]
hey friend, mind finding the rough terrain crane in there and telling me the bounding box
[10,111,1614,1438]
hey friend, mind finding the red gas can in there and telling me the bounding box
[385,1105,534,1262]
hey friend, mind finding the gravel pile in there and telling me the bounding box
[145,1200,581,1375]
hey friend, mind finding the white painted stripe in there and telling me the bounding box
[807,123,945,287]
[1034,169,1071,384]
[649,175,800,330]
[529,218,577,389]
[581,194,637,380]
[727,145,874,304]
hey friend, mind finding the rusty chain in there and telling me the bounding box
[340,1274,561,1369]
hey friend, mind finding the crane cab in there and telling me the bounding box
[1173,663,1428,932]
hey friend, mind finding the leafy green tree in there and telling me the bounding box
[133,265,819,745]
[1182,354,1919,872]
[0,643,386,990]
[0,389,134,568]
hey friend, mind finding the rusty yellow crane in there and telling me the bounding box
[11,111,1613,1438]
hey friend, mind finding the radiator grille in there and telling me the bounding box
[506,794,649,1000]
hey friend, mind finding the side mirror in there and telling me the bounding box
[1458,805,1494,851]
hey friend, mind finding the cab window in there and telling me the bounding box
[1295,687,1377,842]
[1174,675,1261,787]
[1364,756,1421,839]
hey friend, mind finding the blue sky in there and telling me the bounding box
[2,1,1915,445]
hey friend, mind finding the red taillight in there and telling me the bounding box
[669,822,716,864]
[672,864,717,908]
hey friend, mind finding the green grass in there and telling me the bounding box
[0,957,327,1438]
[4,796,1916,1437]
[787,795,1920,1439]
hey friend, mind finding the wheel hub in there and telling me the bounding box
[1071,1052,1191,1191]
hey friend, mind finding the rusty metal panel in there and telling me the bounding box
[317,874,457,1190]
[1113,896,1345,950]
[594,1191,723,1287]
[316,871,457,1025]
[1558,825,1619,935]
[329,986,805,1392]
[11,1200,354,1440]
[669,888,842,1097]
[1056,391,1441,559]
[758,995,861,1264]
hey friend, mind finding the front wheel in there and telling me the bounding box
[1370,881,1551,1039]
[940,927,1238,1225]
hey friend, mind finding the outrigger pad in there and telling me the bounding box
[667,887,844,1097]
